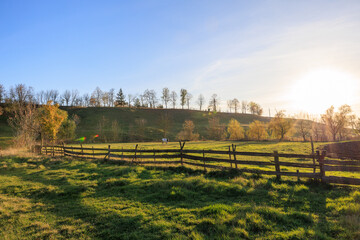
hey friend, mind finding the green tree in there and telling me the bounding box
[115,88,126,107]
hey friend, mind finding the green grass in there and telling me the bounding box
[1,151,360,239]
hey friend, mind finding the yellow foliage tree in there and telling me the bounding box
[177,120,199,141]
[227,119,244,140]
[247,120,267,140]
[38,101,68,143]
[269,111,294,140]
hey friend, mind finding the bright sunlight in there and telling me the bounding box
[288,68,359,115]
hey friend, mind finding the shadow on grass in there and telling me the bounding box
[0,156,354,239]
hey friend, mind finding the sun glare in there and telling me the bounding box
[288,68,359,115]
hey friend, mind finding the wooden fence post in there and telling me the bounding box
[62,142,65,157]
[133,144,138,163]
[228,146,233,168]
[45,146,48,155]
[108,145,111,161]
[297,170,300,182]
[179,141,185,166]
[318,150,326,182]
[153,148,156,161]
[81,144,84,159]
[232,144,238,169]
[203,149,206,172]
[310,136,316,174]
[52,144,55,157]
[92,146,95,159]
[121,147,123,161]
[274,151,281,181]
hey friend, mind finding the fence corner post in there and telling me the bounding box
[179,141,185,166]
[274,151,281,181]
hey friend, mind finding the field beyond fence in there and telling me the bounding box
[38,142,360,186]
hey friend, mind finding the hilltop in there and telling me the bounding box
[63,107,271,142]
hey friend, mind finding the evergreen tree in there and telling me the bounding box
[115,88,126,107]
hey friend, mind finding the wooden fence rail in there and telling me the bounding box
[38,142,360,186]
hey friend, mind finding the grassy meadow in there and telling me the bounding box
[0,152,360,239]
[1,141,360,239]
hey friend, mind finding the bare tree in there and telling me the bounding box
[170,91,177,109]
[7,98,40,147]
[241,101,248,114]
[161,87,170,108]
[127,94,133,108]
[227,100,233,113]
[92,87,102,107]
[49,90,59,104]
[9,84,34,104]
[108,88,115,107]
[36,90,46,105]
[233,98,240,113]
[295,113,312,142]
[102,91,109,107]
[62,90,71,106]
[209,94,219,112]
[71,89,80,106]
[321,105,353,141]
[196,94,205,111]
[180,89,187,109]
[0,84,6,103]
[82,93,90,107]
[186,93,192,109]
[149,90,157,108]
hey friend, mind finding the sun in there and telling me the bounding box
[288,68,359,115]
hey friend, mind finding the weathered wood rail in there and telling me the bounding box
[37,142,360,185]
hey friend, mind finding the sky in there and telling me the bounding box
[1,0,360,116]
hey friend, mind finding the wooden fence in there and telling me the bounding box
[38,142,360,185]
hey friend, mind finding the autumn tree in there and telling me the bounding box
[177,120,199,141]
[351,117,360,136]
[248,120,267,140]
[227,119,245,140]
[208,117,226,140]
[249,102,263,115]
[38,101,68,143]
[269,110,294,141]
[161,87,170,108]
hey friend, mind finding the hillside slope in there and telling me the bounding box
[64,107,271,142]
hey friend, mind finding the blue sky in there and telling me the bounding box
[1,0,360,115]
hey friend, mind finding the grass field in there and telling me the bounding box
[1,142,360,239]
